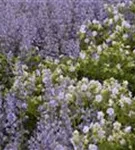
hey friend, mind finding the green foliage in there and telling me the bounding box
[0,53,14,91]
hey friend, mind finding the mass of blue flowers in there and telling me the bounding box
[1,0,135,150]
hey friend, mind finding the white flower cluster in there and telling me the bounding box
[68,77,135,149]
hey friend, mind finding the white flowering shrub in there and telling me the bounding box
[78,3,135,95]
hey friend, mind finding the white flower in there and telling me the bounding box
[88,144,98,150]
[29,74,36,82]
[23,71,29,77]
[129,1,133,6]
[112,41,117,45]
[87,20,92,25]
[124,97,132,105]
[79,52,86,59]
[104,4,108,9]
[120,139,126,145]
[118,2,125,7]
[106,38,111,43]
[89,122,94,129]
[121,95,132,105]
[123,80,128,86]
[95,94,103,103]
[69,65,75,72]
[92,19,99,24]
[122,20,131,28]
[97,45,102,53]
[125,50,129,55]
[83,126,89,134]
[65,93,73,100]
[42,76,48,84]
[110,33,115,39]
[54,59,60,64]
[103,18,108,24]
[59,75,64,80]
[112,87,119,95]
[98,129,105,139]
[107,7,112,13]
[84,38,89,43]
[116,64,121,70]
[92,122,100,130]
[119,48,123,52]
[128,111,135,117]
[92,31,98,37]
[124,126,132,133]
[82,77,89,83]
[81,83,88,91]
[46,56,53,61]
[68,85,75,91]
[108,99,114,106]
[56,68,62,74]
[133,49,135,54]
[108,19,113,25]
[126,45,130,49]
[113,121,121,130]
[119,99,124,108]
[120,2,125,7]
[22,64,28,70]
[106,108,114,116]
[86,92,91,98]
[108,135,114,142]
[113,8,118,15]
[100,119,105,126]
[97,111,104,120]
[123,34,128,40]
[67,60,72,65]
[72,130,80,144]
[36,69,41,76]
[114,15,120,22]
[116,25,122,31]
[80,25,86,33]
[102,42,108,49]
[98,24,102,29]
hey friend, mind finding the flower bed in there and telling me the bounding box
[1,1,135,150]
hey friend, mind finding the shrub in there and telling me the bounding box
[9,58,135,149]
[77,3,135,95]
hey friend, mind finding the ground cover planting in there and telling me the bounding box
[1,0,135,149]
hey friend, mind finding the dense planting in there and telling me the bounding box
[1,1,135,150]
[0,0,128,57]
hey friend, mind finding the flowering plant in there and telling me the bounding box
[1,1,135,150]
[78,3,135,95]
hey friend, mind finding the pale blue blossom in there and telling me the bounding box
[106,108,114,116]
[124,126,132,133]
[95,94,103,103]
[83,125,89,134]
